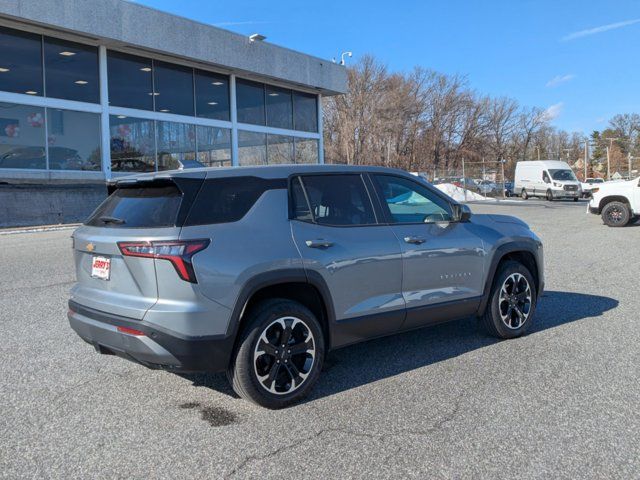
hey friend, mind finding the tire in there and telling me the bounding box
[546,189,554,201]
[521,189,528,200]
[227,298,325,409]
[481,260,537,339]
[601,201,631,227]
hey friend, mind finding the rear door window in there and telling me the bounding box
[85,183,183,228]
[293,174,376,226]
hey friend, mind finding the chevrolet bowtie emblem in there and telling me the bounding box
[86,243,95,252]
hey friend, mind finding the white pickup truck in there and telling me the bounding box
[588,177,640,226]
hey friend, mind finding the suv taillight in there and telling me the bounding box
[117,239,210,283]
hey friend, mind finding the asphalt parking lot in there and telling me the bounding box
[1,199,638,479]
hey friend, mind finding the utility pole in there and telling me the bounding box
[604,137,620,180]
[584,140,589,180]
[462,158,466,203]
[500,159,506,199]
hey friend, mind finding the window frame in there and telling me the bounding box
[369,173,458,225]
[288,172,380,227]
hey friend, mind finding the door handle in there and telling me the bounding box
[404,236,426,245]
[305,239,334,249]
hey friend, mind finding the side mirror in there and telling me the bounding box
[543,176,551,184]
[454,204,472,222]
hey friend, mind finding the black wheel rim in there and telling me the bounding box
[253,317,316,395]
[607,206,624,224]
[499,273,532,329]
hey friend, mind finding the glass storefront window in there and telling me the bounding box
[195,70,230,121]
[109,115,156,172]
[267,134,293,164]
[293,91,318,132]
[0,103,46,169]
[156,121,196,170]
[294,138,319,164]
[0,26,43,96]
[266,86,293,130]
[238,130,266,166]
[236,79,265,125]
[47,109,101,170]
[196,126,231,167]
[153,61,194,116]
[44,37,99,103]
[107,51,154,111]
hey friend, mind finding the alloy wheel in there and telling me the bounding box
[498,273,532,329]
[253,316,316,395]
[606,205,625,224]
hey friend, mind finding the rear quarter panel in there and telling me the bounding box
[179,188,304,323]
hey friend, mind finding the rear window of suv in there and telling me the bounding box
[85,183,183,228]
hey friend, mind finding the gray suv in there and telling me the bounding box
[68,165,544,408]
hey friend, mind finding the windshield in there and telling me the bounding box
[549,169,577,181]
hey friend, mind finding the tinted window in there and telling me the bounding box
[195,69,230,120]
[373,175,452,223]
[109,115,156,172]
[156,121,196,171]
[0,26,43,96]
[47,109,101,171]
[238,130,267,166]
[196,125,231,167]
[44,37,99,103]
[153,61,194,116]
[266,85,292,129]
[267,134,293,164]
[293,91,318,132]
[299,175,376,226]
[0,103,46,169]
[107,51,153,110]
[236,79,265,125]
[86,184,182,228]
[185,177,285,226]
[290,177,312,222]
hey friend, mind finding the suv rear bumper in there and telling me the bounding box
[68,300,234,373]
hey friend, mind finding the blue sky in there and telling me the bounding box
[136,0,640,134]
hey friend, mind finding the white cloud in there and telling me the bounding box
[562,18,640,41]
[546,74,576,88]
[543,102,564,121]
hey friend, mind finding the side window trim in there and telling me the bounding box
[288,173,380,227]
[371,173,456,225]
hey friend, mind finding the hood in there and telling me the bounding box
[594,177,639,194]
[471,213,530,230]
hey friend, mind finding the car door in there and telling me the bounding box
[369,173,486,330]
[290,173,405,347]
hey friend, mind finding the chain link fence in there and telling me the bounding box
[424,159,510,201]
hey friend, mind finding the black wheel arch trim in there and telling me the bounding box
[477,239,544,316]
[227,268,337,353]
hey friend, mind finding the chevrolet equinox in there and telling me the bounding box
[68,165,544,408]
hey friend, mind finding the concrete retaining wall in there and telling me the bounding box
[0,183,107,228]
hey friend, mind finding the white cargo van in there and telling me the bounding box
[514,160,582,201]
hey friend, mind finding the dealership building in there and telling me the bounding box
[0,0,346,226]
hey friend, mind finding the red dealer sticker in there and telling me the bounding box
[91,256,111,280]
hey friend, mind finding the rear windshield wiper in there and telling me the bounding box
[99,215,125,225]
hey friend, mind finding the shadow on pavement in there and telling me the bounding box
[180,290,618,402]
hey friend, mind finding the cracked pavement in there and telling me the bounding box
[1,200,639,479]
